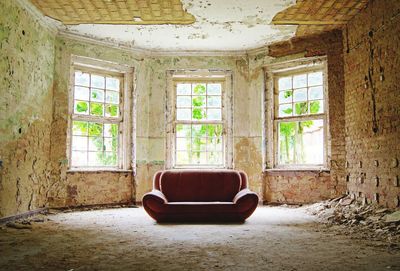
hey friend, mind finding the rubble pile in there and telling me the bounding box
[307,195,400,247]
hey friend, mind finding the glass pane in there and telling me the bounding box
[75,71,89,87]
[191,124,203,137]
[88,122,103,137]
[192,108,206,120]
[207,152,222,165]
[176,151,190,165]
[293,88,307,102]
[89,137,103,151]
[176,124,191,137]
[207,96,221,107]
[309,86,323,100]
[294,102,308,115]
[104,137,117,152]
[91,88,104,102]
[192,137,206,151]
[207,137,223,151]
[104,123,118,137]
[279,90,292,104]
[278,104,292,117]
[91,75,105,89]
[176,96,191,107]
[192,96,206,107]
[106,91,119,104]
[308,72,323,86]
[207,109,221,120]
[106,77,120,91]
[293,74,307,88]
[72,136,87,151]
[103,152,117,166]
[105,104,119,117]
[204,124,222,137]
[74,101,89,115]
[207,84,221,95]
[278,77,291,90]
[278,120,324,165]
[72,121,88,136]
[176,83,191,95]
[90,102,104,116]
[71,151,87,167]
[191,152,206,164]
[176,137,190,151]
[310,100,324,114]
[176,109,191,121]
[88,152,103,166]
[74,86,89,101]
[193,84,206,95]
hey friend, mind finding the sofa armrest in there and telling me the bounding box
[143,189,168,204]
[233,189,258,204]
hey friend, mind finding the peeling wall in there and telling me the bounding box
[0,0,56,217]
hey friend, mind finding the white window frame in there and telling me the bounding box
[264,57,330,170]
[67,55,135,171]
[166,70,233,169]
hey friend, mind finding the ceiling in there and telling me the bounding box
[29,0,369,52]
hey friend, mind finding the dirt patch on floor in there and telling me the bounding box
[0,206,399,271]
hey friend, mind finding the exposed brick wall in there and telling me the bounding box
[344,0,400,208]
[265,30,347,204]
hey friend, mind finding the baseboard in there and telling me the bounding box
[0,208,48,224]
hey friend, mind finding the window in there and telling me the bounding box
[265,58,328,169]
[68,56,134,170]
[166,70,233,168]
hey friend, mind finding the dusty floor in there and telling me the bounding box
[0,206,399,271]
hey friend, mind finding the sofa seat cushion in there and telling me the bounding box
[160,170,241,202]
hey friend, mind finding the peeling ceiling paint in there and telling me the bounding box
[58,0,297,51]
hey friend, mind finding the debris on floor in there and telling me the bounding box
[306,196,400,248]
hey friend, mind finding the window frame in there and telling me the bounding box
[67,55,135,172]
[264,57,330,171]
[166,70,233,169]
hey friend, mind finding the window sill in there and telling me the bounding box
[67,168,133,173]
[264,168,330,176]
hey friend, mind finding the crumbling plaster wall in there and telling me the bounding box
[344,0,400,208]
[0,0,56,218]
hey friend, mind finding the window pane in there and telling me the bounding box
[72,136,87,151]
[278,120,324,165]
[192,152,206,165]
[74,101,89,115]
[90,102,104,116]
[104,137,117,152]
[207,84,221,95]
[88,122,103,136]
[207,96,221,107]
[72,121,88,136]
[103,152,117,166]
[88,152,103,166]
[91,88,104,102]
[106,91,119,104]
[191,124,203,137]
[177,83,191,95]
[193,84,206,95]
[74,86,89,101]
[293,88,307,102]
[91,75,105,89]
[106,77,120,91]
[177,96,191,107]
[192,108,206,120]
[207,137,223,151]
[89,137,103,151]
[192,96,206,107]
[308,72,323,86]
[104,123,118,137]
[207,152,223,165]
[207,109,221,120]
[278,77,291,90]
[71,151,87,167]
[176,137,190,151]
[75,71,89,87]
[310,100,324,114]
[192,137,206,151]
[105,104,119,117]
[293,74,307,88]
[176,151,190,165]
[278,104,292,117]
[279,90,292,104]
[309,86,323,100]
[177,109,191,120]
[294,102,308,115]
[176,124,191,137]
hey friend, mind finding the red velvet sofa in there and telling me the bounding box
[142,170,259,222]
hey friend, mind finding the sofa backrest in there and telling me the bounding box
[159,170,242,202]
